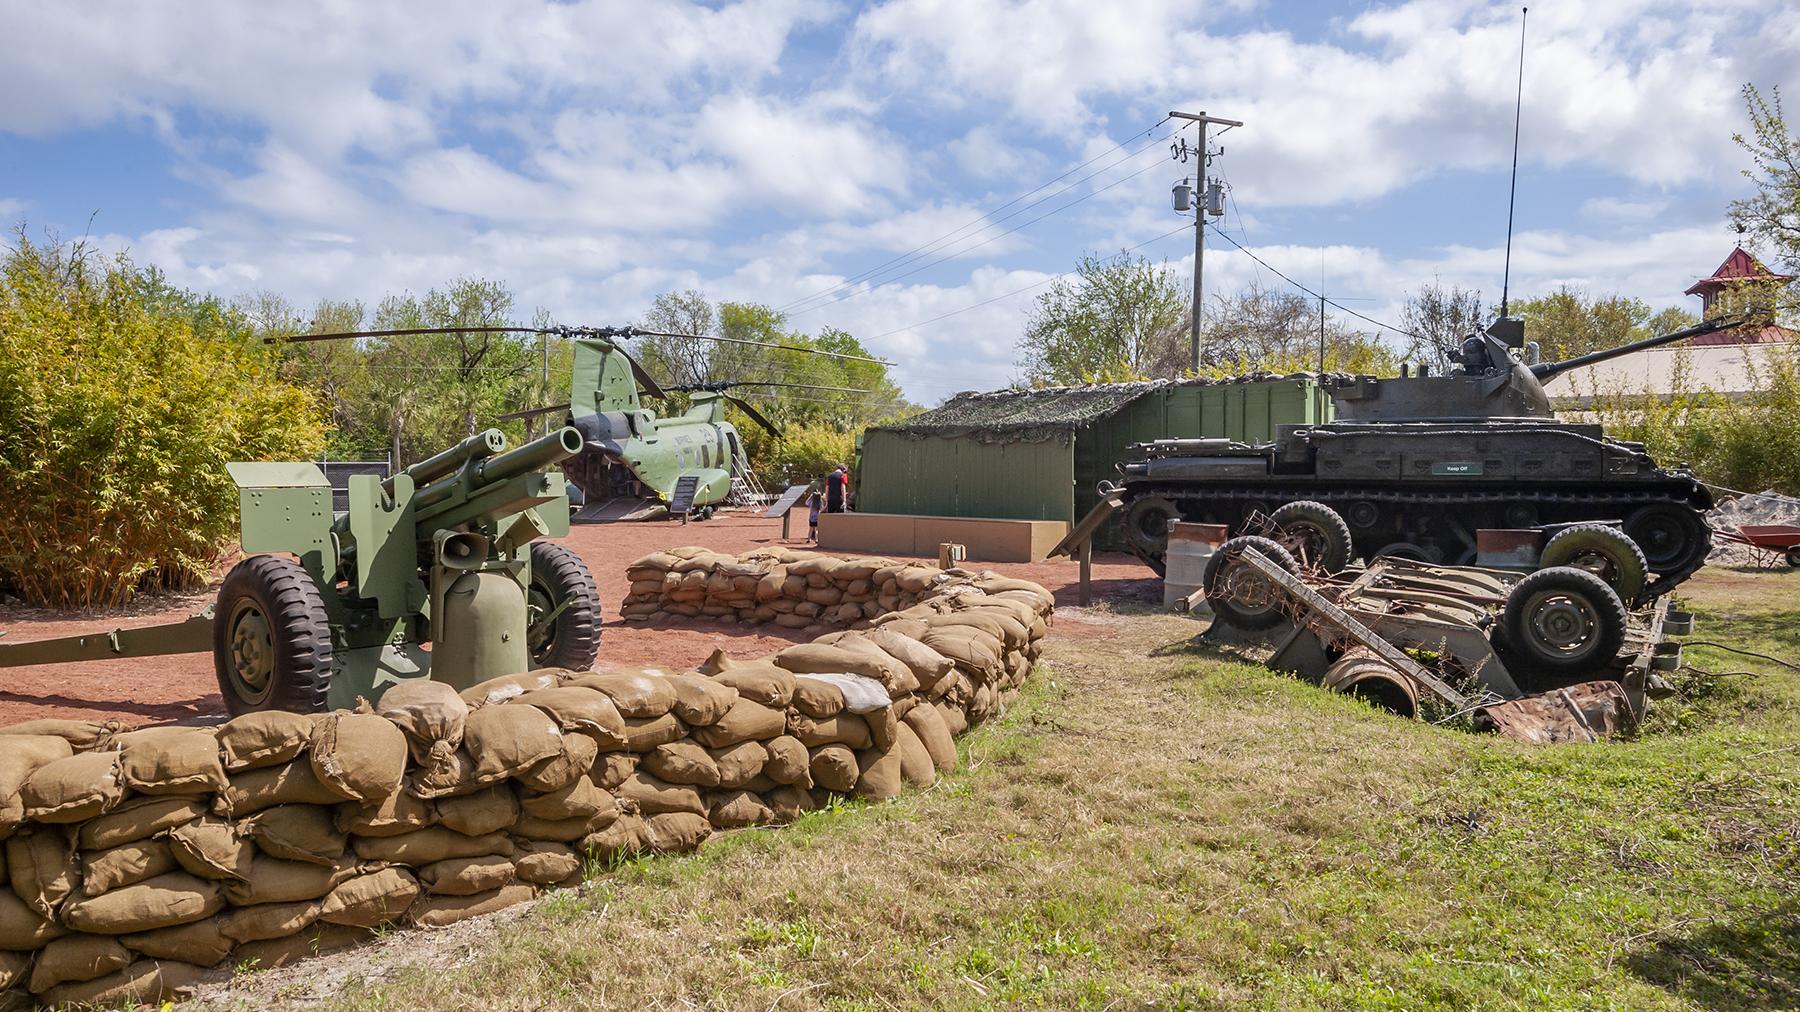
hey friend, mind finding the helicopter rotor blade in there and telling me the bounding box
[267,325,540,345]
[722,394,783,438]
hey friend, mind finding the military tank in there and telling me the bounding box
[1113,316,1735,597]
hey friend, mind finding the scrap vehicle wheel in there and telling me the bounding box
[1373,542,1442,564]
[1345,500,1382,531]
[527,542,602,671]
[212,555,332,716]
[1121,495,1180,559]
[1500,566,1627,676]
[1269,500,1354,573]
[1539,523,1648,605]
[1202,536,1299,631]
[1623,502,1709,576]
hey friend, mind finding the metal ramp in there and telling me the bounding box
[572,496,664,523]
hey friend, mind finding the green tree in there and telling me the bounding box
[0,233,325,606]
[1510,288,1698,362]
[1730,85,1800,278]
[1399,281,1485,369]
[1016,252,1188,384]
[1196,281,1396,374]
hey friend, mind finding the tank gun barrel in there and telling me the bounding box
[1531,316,1741,383]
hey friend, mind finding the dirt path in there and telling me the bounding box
[0,513,1150,727]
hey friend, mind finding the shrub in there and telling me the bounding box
[758,424,857,490]
[0,235,326,607]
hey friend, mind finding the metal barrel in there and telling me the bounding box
[1532,317,1735,382]
[401,428,507,488]
[473,426,584,486]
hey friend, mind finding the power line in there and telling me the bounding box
[791,154,1175,320]
[774,116,1177,315]
[1201,223,1422,340]
[866,221,1194,341]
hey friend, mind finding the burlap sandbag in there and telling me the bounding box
[818,634,921,694]
[809,745,858,793]
[593,753,638,791]
[864,628,954,686]
[774,642,915,695]
[0,735,73,836]
[920,626,1004,678]
[377,679,469,765]
[62,872,224,934]
[6,828,76,918]
[222,855,351,906]
[217,758,350,817]
[704,659,795,708]
[406,748,481,800]
[320,867,420,928]
[761,736,813,789]
[119,917,233,966]
[462,704,564,783]
[665,674,738,726]
[512,840,582,885]
[864,706,899,751]
[0,944,26,991]
[27,933,132,993]
[763,785,818,824]
[516,730,600,793]
[459,669,562,709]
[642,742,719,787]
[687,700,784,749]
[854,745,903,801]
[434,784,519,837]
[569,670,678,719]
[706,741,768,789]
[79,796,206,851]
[80,838,176,897]
[335,789,436,838]
[516,687,628,749]
[417,855,515,896]
[895,722,936,788]
[511,814,594,842]
[242,804,347,866]
[707,790,773,829]
[164,817,255,882]
[216,710,315,771]
[38,956,207,1009]
[620,713,686,752]
[352,829,513,865]
[112,727,227,796]
[932,607,1026,651]
[407,882,538,928]
[933,699,969,737]
[0,720,120,753]
[578,815,646,864]
[0,887,63,950]
[519,774,615,823]
[642,812,710,854]
[790,677,845,719]
[231,923,371,969]
[787,712,872,750]
[310,711,408,803]
[21,752,124,823]
[617,773,705,816]
[220,899,321,943]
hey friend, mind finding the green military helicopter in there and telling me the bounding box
[284,324,879,517]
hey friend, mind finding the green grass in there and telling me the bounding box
[258,567,1800,1011]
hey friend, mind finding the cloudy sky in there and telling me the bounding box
[3,0,1796,402]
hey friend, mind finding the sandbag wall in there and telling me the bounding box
[0,562,1053,1009]
[618,547,979,628]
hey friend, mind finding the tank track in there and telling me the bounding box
[1122,484,1710,597]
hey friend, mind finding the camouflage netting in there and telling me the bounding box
[0,557,1053,1009]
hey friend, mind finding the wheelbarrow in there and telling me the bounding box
[1715,523,1800,568]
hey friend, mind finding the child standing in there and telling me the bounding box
[807,492,821,542]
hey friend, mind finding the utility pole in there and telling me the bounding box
[1169,110,1242,372]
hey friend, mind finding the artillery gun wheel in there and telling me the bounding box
[212,555,333,716]
[1623,503,1709,577]
[1499,567,1627,677]
[1539,524,1648,605]
[1121,495,1181,565]
[527,542,602,671]
[1269,500,1354,573]
[1202,536,1299,631]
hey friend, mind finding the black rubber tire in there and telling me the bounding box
[527,541,602,671]
[1202,536,1299,631]
[1540,523,1649,605]
[212,555,333,716]
[1623,502,1709,576]
[1373,542,1442,564]
[1121,495,1180,558]
[1269,500,1354,573]
[1788,548,1800,569]
[1500,566,1627,676]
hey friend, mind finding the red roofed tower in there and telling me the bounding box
[1683,246,1797,344]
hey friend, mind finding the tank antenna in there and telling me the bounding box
[1499,6,1528,317]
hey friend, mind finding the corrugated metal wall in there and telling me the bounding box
[857,431,1075,521]
[860,379,1331,544]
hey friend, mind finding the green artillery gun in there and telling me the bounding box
[0,427,601,714]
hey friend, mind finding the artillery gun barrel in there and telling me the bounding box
[1531,317,1735,383]
[402,428,508,488]
[411,426,583,513]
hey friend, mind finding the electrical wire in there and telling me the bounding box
[866,221,1194,341]
[774,115,1178,315]
[791,154,1175,321]
[1201,223,1423,340]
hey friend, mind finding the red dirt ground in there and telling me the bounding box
[0,513,1153,728]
